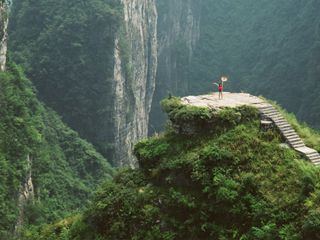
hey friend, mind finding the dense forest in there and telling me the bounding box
[0,63,113,238]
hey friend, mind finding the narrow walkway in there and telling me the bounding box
[182,93,320,165]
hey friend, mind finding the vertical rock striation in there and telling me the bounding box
[0,0,8,71]
[150,0,201,132]
[14,155,34,235]
[113,0,157,167]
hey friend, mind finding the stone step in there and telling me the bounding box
[277,125,291,129]
[259,105,273,109]
[275,120,289,124]
[291,143,305,147]
[290,141,303,145]
[307,153,320,157]
[273,118,286,122]
[278,125,291,129]
[283,129,295,133]
[289,137,302,141]
[307,153,320,158]
[276,123,293,129]
[264,111,278,115]
[274,120,288,124]
[283,130,296,134]
[276,119,288,122]
[305,151,319,156]
[262,109,277,114]
[293,144,305,148]
[260,107,274,111]
[279,126,293,131]
[306,151,319,155]
[265,112,279,116]
[283,131,296,136]
[278,126,293,131]
[290,142,305,147]
[276,121,290,125]
[286,135,300,139]
[308,152,320,157]
[288,138,303,142]
[309,156,320,161]
[275,122,289,126]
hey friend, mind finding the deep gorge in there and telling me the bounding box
[2,1,320,237]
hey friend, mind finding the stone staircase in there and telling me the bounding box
[258,104,320,166]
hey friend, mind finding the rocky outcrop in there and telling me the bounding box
[0,1,9,71]
[150,0,201,132]
[14,154,34,235]
[113,0,158,167]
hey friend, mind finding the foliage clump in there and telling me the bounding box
[161,97,259,135]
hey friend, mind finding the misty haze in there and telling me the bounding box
[1,0,320,239]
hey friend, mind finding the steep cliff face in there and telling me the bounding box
[113,0,157,167]
[0,1,8,71]
[9,0,157,167]
[150,0,201,132]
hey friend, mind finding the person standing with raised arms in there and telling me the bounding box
[213,76,228,100]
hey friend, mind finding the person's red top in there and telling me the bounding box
[218,85,223,92]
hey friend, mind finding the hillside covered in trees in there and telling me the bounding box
[0,63,113,239]
[22,98,320,239]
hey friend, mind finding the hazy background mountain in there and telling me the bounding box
[153,0,320,129]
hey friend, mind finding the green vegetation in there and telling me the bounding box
[9,0,123,159]
[161,97,259,135]
[0,63,113,238]
[24,98,320,239]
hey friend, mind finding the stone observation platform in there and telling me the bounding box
[181,92,320,166]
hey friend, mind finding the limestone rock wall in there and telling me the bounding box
[113,0,157,167]
[150,0,202,131]
[0,1,8,71]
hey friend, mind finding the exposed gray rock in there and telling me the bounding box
[113,0,158,167]
[0,1,9,71]
[150,0,202,131]
[14,154,34,236]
